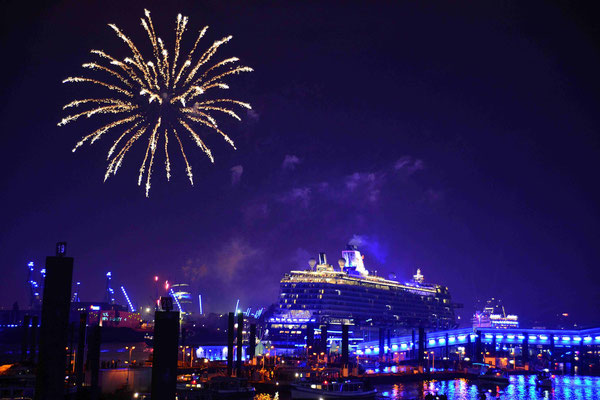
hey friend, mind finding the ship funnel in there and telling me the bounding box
[338,258,346,271]
[318,252,327,265]
[308,258,317,271]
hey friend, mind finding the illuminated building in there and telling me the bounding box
[267,245,458,350]
[473,298,519,329]
[71,302,142,329]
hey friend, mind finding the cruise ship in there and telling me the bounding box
[267,245,459,350]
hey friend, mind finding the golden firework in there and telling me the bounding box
[59,10,252,196]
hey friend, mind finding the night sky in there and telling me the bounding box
[1,1,599,326]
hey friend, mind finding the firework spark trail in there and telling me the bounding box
[178,118,214,163]
[62,77,134,98]
[109,124,149,177]
[145,120,162,196]
[185,113,236,149]
[82,63,133,87]
[138,118,161,187]
[164,129,171,181]
[183,36,232,86]
[59,105,136,128]
[173,129,193,185]
[60,10,252,196]
[172,14,188,79]
[107,122,141,159]
[90,50,148,89]
[63,98,131,110]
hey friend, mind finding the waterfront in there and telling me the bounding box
[373,375,600,400]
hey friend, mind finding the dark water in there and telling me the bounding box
[375,375,600,400]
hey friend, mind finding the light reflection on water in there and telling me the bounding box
[376,375,600,399]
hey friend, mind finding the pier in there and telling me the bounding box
[356,326,600,375]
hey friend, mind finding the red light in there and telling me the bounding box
[154,276,159,282]
[323,380,328,385]
[191,380,196,385]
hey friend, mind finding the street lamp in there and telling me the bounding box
[125,346,136,364]
[125,346,135,388]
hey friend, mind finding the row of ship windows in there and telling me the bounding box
[282,304,454,318]
[280,296,450,309]
[282,292,451,305]
[284,279,444,291]
[281,286,452,301]
[286,281,396,291]
[281,303,453,316]
[271,324,308,329]
[271,317,454,329]
[282,295,438,303]
[282,291,440,301]
[283,281,449,296]
[281,301,452,312]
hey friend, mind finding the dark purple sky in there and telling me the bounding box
[1,1,599,326]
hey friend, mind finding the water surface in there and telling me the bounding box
[376,375,600,400]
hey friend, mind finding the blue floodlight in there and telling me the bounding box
[120,286,136,312]
[169,289,182,312]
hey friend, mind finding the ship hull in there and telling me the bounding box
[291,385,376,399]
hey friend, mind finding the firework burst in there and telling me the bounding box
[59,10,252,196]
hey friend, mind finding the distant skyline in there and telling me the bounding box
[1,1,599,327]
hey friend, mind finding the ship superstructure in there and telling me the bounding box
[473,297,519,329]
[267,245,458,350]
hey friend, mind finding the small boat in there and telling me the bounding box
[535,369,554,389]
[176,376,255,400]
[477,367,510,386]
[466,362,489,376]
[291,379,376,399]
[207,376,255,399]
